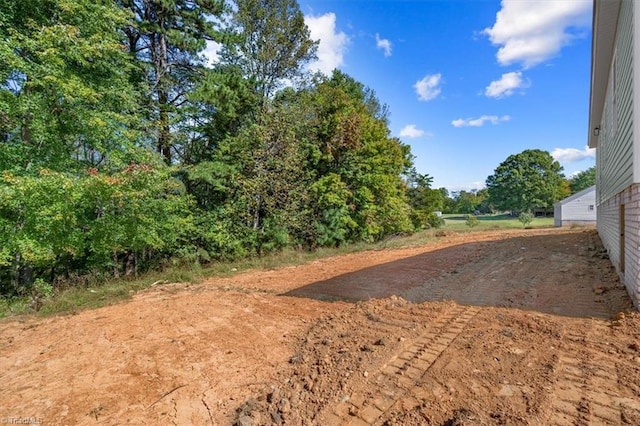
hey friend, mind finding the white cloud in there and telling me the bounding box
[305,13,349,75]
[203,40,222,67]
[399,124,428,138]
[449,182,486,192]
[451,115,511,128]
[485,71,529,98]
[551,145,595,162]
[375,33,392,57]
[483,0,591,68]
[414,73,442,101]
[470,181,485,190]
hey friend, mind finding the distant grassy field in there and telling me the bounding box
[441,213,555,231]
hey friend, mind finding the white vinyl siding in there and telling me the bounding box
[563,196,596,221]
[597,0,634,204]
[594,0,640,308]
[592,1,640,308]
[554,187,597,226]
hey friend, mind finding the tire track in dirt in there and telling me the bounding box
[232,230,638,425]
[321,304,480,425]
[542,322,640,425]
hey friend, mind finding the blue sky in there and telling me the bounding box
[298,0,595,192]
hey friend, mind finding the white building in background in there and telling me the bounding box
[554,186,596,227]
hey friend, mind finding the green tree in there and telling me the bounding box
[222,0,317,103]
[180,0,320,254]
[442,189,457,214]
[310,173,357,246]
[0,0,435,290]
[0,0,141,173]
[118,0,225,163]
[569,166,596,193]
[0,164,195,294]
[486,149,569,212]
[206,70,415,248]
[476,188,493,214]
[405,169,445,229]
[0,0,212,293]
[184,64,260,163]
[306,71,413,241]
[188,86,315,255]
[450,190,485,214]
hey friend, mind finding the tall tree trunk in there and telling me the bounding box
[113,251,120,278]
[12,252,22,292]
[158,88,171,163]
[152,26,171,164]
[20,79,34,170]
[125,250,136,277]
[253,194,261,230]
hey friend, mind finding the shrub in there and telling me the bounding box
[518,212,534,227]
[0,166,196,296]
[426,212,445,229]
[30,278,54,311]
[410,210,444,230]
[465,215,480,228]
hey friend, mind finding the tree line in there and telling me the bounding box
[414,154,595,217]
[0,0,426,295]
[0,0,596,297]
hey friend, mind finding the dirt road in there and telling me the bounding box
[1,228,640,425]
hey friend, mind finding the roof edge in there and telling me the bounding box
[555,185,596,206]
[588,0,621,149]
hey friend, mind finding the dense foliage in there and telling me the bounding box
[485,149,570,213]
[443,189,492,215]
[1,0,583,298]
[0,0,421,295]
[405,170,446,229]
[569,166,595,194]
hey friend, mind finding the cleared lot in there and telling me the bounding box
[1,228,639,425]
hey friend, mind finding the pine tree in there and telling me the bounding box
[119,0,225,163]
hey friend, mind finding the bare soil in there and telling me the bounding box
[2,228,640,425]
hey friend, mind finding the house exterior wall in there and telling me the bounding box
[597,184,640,307]
[595,0,640,308]
[596,0,634,205]
[554,188,596,226]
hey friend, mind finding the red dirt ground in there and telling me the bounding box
[2,228,640,425]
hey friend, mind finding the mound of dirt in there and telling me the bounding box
[235,296,449,425]
[235,300,640,425]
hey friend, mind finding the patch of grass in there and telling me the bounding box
[0,265,207,319]
[201,229,439,277]
[371,230,440,250]
[441,213,554,232]
[0,297,30,318]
